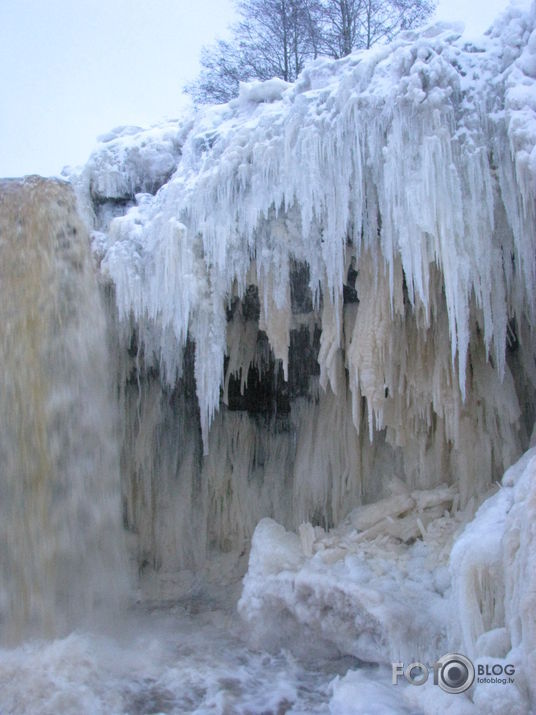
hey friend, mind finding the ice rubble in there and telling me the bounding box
[240,448,536,713]
[239,485,461,666]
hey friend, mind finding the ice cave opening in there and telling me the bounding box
[1,2,536,714]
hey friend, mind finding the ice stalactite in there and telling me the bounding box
[0,177,127,644]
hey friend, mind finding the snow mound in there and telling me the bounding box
[238,77,291,104]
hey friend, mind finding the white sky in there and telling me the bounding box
[0,0,521,177]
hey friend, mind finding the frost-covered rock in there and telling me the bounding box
[81,122,185,206]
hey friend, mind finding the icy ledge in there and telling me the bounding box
[239,448,536,714]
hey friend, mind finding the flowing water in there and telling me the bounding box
[0,597,406,715]
[0,177,127,644]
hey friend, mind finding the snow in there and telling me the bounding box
[238,77,291,104]
[329,667,416,714]
[85,122,184,203]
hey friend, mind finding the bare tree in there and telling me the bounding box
[356,0,436,49]
[236,0,324,81]
[319,0,435,54]
[185,0,435,104]
[319,0,364,58]
[185,40,244,105]
[186,0,321,104]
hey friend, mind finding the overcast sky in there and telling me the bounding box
[0,0,523,178]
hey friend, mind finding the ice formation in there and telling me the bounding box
[239,449,536,712]
[74,0,536,576]
[68,4,536,710]
[1,0,535,713]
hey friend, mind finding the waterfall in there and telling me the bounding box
[0,176,127,644]
[1,2,536,712]
[76,10,536,585]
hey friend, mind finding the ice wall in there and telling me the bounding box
[449,447,536,707]
[77,2,536,581]
[0,177,127,644]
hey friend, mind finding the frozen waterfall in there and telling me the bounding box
[78,3,536,581]
[1,1,536,713]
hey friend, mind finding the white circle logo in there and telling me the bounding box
[436,653,475,694]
